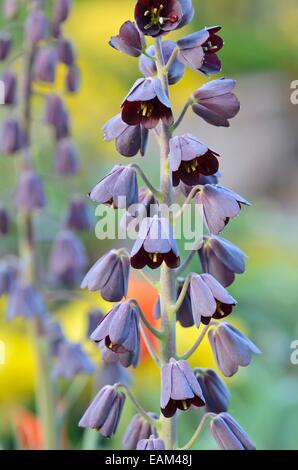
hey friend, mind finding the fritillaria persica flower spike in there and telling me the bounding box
[177,27,223,74]
[103,114,149,158]
[121,77,173,129]
[25,10,48,47]
[81,249,130,302]
[52,340,95,379]
[89,165,138,209]
[135,0,183,37]
[90,301,140,368]
[2,70,17,106]
[161,359,205,417]
[196,184,250,235]
[109,21,145,57]
[139,40,185,85]
[194,368,231,414]
[0,33,11,61]
[190,273,237,326]
[192,78,240,127]
[123,413,158,450]
[137,435,166,450]
[0,204,10,235]
[208,322,261,377]
[210,413,256,450]
[0,118,24,154]
[16,170,46,211]
[79,385,125,437]
[169,134,219,187]
[65,196,92,231]
[131,216,180,269]
[199,235,247,288]
[7,282,47,320]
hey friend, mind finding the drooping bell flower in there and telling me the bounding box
[86,309,104,338]
[66,66,80,93]
[16,170,46,212]
[54,0,71,24]
[109,21,145,57]
[0,33,12,60]
[121,77,173,129]
[2,70,17,106]
[25,10,48,47]
[134,0,183,37]
[103,114,149,158]
[64,196,92,231]
[79,385,125,437]
[0,203,10,235]
[34,47,57,83]
[89,165,138,210]
[154,279,194,328]
[192,78,240,127]
[131,216,180,269]
[0,257,18,296]
[208,322,261,377]
[49,230,88,285]
[54,109,70,141]
[57,37,75,66]
[210,413,256,450]
[123,413,158,450]
[137,435,166,450]
[177,26,223,74]
[199,235,247,287]
[44,94,65,126]
[7,282,47,320]
[175,172,220,197]
[52,340,95,379]
[55,138,80,176]
[90,301,140,368]
[195,184,250,235]
[160,359,205,417]
[190,273,237,326]
[194,368,231,414]
[0,118,24,154]
[169,134,219,187]
[81,249,130,302]
[139,40,185,85]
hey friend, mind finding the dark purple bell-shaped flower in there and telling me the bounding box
[121,77,173,129]
[54,0,71,24]
[210,412,256,450]
[137,435,166,450]
[57,37,75,66]
[89,165,138,210]
[190,273,237,326]
[123,413,158,450]
[81,249,130,302]
[45,94,65,126]
[16,170,46,211]
[79,385,125,437]
[176,173,220,197]
[64,196,92,231]
[131,216,180,270]
[0,257,18,296]
[0,203,10,235]
[196,184,250,235]
[7,282,47,320]
[53,340,95,379]
[177,26,223,74]
[194,368,231,414]
[193,79,240,127]
[54,109,70,140]
[139,40,185,85]
[199,235,247,288]
[154,279,193,327]
[3,0,19,19]
[169,134,219,187]
[208,322,261,377]
[135,0,184,37]
[55,138,79,176]
[86,309,104,338]
[25,10,48,47]
[0,33,12,60]
[0,118,24,154]
[109,21,145,57]
[34,47,57,83]
[103,114,148,158]
[49,230,88,285]
[91,301,140,368]
[2,70,17,106]
[161,359,205,417]
[66,66,80,93]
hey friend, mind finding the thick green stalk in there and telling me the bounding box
[155,38,177,450]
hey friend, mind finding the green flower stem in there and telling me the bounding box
[175,249,197,276]
[178,413,215,450]
[129,163,162,200]
[140,323,161,367]
[169,273,192,318]
[131,299,163,339]
[174,184,202,220]
[155,36,177,450]
[171,97,194,132]
[164,46,179,73]
[177,324,211,361]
